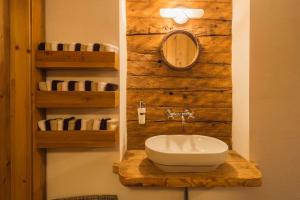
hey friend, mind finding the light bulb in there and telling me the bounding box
[174,14,189,24]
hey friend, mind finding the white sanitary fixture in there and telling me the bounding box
[145,135,228,172]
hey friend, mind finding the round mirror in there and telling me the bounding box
[160,30,200,70]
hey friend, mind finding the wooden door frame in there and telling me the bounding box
[31,0,46,199]
[9,0,33,199]
[2,0,46,199]
[0,0,11,199]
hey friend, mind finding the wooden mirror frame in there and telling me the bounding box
[160,30,200,70]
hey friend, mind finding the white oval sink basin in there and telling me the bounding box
[145,135,228,172]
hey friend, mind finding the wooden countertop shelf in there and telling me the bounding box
[114,150,262,188]
[35,51,119,70]
[36,130,116,149]
[36,91,119,108]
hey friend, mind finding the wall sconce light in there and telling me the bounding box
[160,7,205,25]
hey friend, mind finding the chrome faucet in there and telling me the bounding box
[166,108,195,123]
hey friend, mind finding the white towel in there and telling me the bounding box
[61,81,68,91]
[80,44,88,52]
[50,42,58,51]
[39,82,48,91]
[45,42,52,51]
[38,120,46,131]
[87,43,94,52]
[107,119,118,131]
[92,119,101,130]
[46,80,52,91]
[86,119,93,130]
[68,43,76,51]
[79,81,84,91]
[97,82,107,92]
[57,119,63,131]
[102,43,119,52]
[91,81,98,91]
[57,82,63,91]
[75,81,85,91]
[63,43,69,51]
[68,119,76,131]
[81,119,87,131]
[50,119,58,131]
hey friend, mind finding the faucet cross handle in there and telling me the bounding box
[166,108,175,119]
[184,109,195,119]
[188,112,195,119]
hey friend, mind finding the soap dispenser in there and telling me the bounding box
[138,101,146,125]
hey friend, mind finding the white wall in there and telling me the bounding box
[232,0,250,159]
[45,0,118,45]
[118,0,127,158]
[249,0,300,199]
[45,0,121,198]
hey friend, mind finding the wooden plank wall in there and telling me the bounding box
[126,0,232,149]
[0,0,11,199]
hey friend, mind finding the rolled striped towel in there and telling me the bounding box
[86,119,94,130]
[102,43,119,52]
